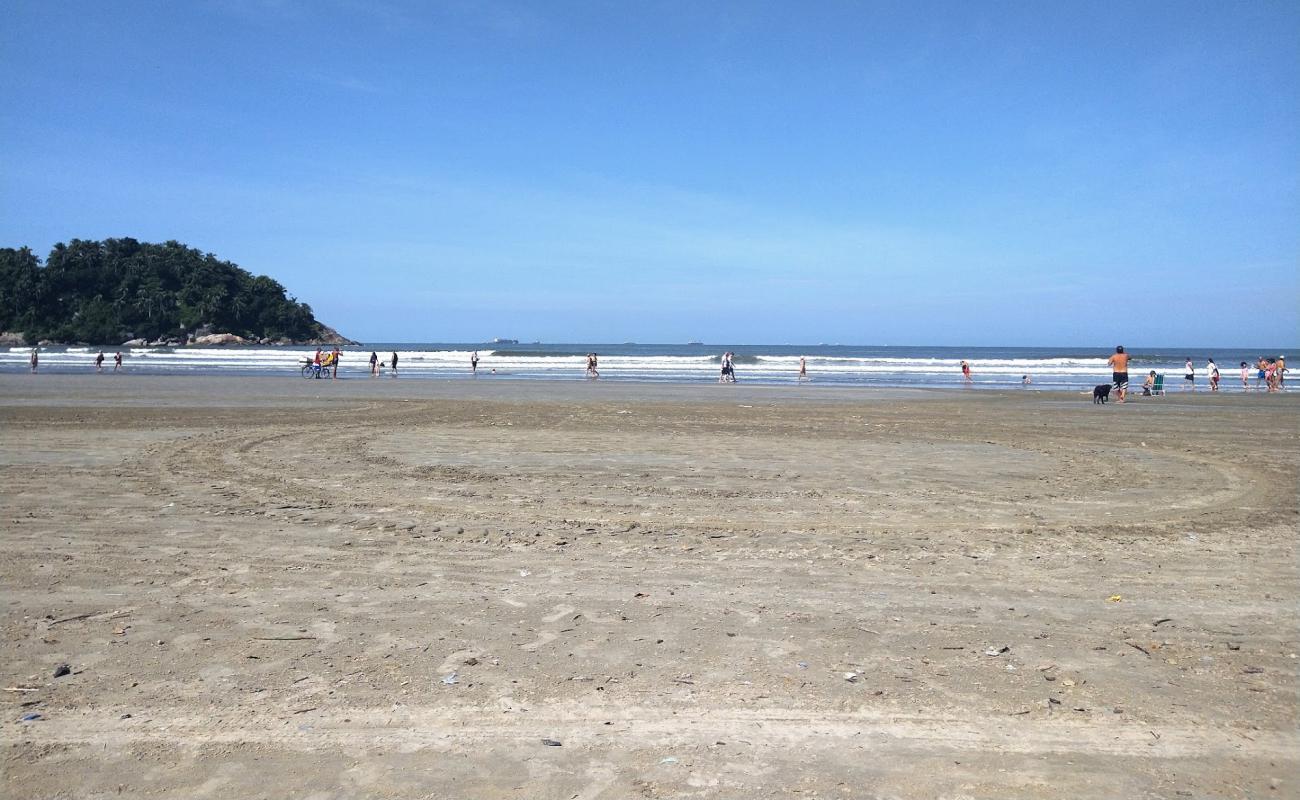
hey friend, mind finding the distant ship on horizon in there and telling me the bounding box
[492,338,519,344]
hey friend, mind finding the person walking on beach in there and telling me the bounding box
[113,351,122,372]
[1107,346,1130,403]
[960,360,972,383]
[390,352,398,376]
[1278,355,1287,389]
[719,352,736,383]
[1266,359,1281,392]
[95,351,104,373]
[1241,362,1250,390]
[471,351,479,375]
[331,347,341,380]
[799,356,807,381]
[1208,357,1219,391]
[369,351,378,377]
[29,348,38,373]
[1183,358,1195,391]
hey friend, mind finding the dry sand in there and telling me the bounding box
[1,375,1297,799]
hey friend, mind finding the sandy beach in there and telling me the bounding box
[1,375,1296,799]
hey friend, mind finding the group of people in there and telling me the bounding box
[365,351,399,377]
[80,351,124,373]
[1105,347,1287,402]
[585,353,600,378]
[309,347,342,378]
[1179,355,1286,392]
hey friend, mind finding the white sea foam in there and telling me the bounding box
[0,345,1265,389]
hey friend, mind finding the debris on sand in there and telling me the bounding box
[541,738,562,747]
[52,664,71,678]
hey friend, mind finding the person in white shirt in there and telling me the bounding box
[1184,358,1195,390]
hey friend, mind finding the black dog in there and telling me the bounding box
[1093,384,1111,404]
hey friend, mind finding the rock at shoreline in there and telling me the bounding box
[309,325,358,346]
[0,331,27,346]
[121,338,148,347]
[193,333,249,346]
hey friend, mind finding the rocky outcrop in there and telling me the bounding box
[0,331,27,346]
[307,325,359,346]
[192,333,249,346]
[121,338,148,347]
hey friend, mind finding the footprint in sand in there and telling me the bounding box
[542,604,576,623]
[518,631,558,652]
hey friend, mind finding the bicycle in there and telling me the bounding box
[300,360,331,379]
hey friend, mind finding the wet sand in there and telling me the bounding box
[1,375,1297,799]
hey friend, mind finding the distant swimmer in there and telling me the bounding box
[471,351,479,375]
[799,356,807,381]
[1107,345,1129,402]
[113,351,122,372]
[960,360,972,383]
[391,352,398,376]
[29,349,38,373]
[369,351,378,377]
[95,351,105,373]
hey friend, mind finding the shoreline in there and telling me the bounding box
[2,372,1295,406]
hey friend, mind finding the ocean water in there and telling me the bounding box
[3,343,1288,390]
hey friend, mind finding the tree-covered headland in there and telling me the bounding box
[0,238,351,345]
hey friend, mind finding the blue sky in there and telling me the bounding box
[2,1,1296,345]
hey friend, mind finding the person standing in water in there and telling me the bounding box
[95,351,105,373]
[960,360,972,383]
[798,356,807,381]
[1183,358,1195,390]
[471,351,479,374]
[113,351,122,372]
[369,351,378,377]
[331,347,341,379]
[1107,345,1130,403]
[1240,362,1250,390]
[390,352,398,376]
[29,348,38,373]
[1207,357,1219,391]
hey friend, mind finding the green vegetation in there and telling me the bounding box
[0,238,334,345]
